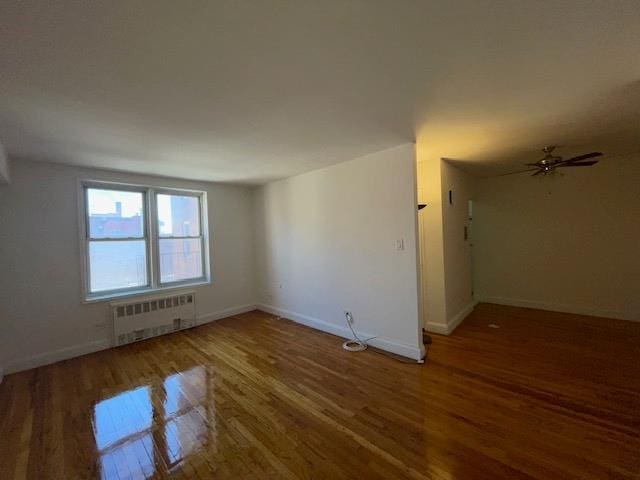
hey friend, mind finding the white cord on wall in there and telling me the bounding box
[342,312,367,352]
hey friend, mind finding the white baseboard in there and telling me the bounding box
[423,322,449,335]
[196,303,257,325]
[475,295,637,321]
[5,338,112,375]
[425,300,477,335]
[4,303,258,376]
[447,300,478,334]
[257,303,425,362]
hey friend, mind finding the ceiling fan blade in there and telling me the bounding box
[532,169,545,176]
[561,152,603,164]
[558,160,598,167]
[497,168,539,177]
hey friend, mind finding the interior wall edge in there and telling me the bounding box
[257,304,425,362]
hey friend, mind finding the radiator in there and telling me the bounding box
[112,292,196,346]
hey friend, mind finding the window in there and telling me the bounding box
[82,182,208,300]
[157,194,204,283]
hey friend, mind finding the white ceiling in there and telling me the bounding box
[1,1,639,183]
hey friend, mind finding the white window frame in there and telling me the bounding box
[79,180,211,302]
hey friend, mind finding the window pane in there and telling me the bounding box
[157,194,200,237]
[89,241,147,292]
[87,188,144,239]
[159,239,203,283]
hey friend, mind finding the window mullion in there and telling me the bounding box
[143,188,152,290]
[148,188,159,289]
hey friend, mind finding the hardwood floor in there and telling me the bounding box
[1,303,639,479]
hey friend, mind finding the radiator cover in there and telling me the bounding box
[111,292,196,346]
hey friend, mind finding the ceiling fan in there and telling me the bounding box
[501,146,603,176]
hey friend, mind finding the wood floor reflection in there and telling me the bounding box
[1,305,639,479]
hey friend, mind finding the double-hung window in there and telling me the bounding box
[82,182,209,301]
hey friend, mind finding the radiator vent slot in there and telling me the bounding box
[112,293,196,347]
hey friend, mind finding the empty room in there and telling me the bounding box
[1,1,639,479]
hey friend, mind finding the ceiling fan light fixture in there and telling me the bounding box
[503,147,602,178]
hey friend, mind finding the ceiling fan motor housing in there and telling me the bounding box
[502,147,603,177]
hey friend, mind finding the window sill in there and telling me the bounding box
[83,279,211,304]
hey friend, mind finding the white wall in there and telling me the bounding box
[0,160,256,373]
[0,142,9,183]
[441,161,476,330]
[416,156,476,334]
[253,144,424,360]
[416,156,447,333]
[474,153,640,320]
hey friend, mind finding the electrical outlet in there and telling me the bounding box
[395,238,405,251]
[344,311,353,324]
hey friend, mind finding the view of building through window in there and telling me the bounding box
[87,189,147,292]
[157,194,203,283]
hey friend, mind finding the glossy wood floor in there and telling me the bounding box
[1,304,639,479]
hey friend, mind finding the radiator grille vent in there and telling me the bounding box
[112,293,196,347]
[115,294,193,319]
